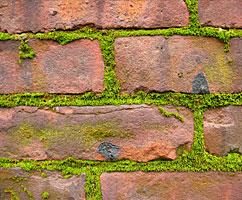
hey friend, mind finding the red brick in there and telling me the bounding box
[0,39,104,94]
[204,106,242,156]
[0,105,194,162]
[0,167,86,200]
[101,0,189,29]
[114,36,242,94]
[230,38,242,74]
[100,171,242,200]
[0,0,189,33]
[198,0,242,28]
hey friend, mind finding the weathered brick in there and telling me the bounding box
[230,38,242,74]
[0,0,189,33]
[0,105,193,162]
[198,0,242,28]
[204,106,242,156]
[0,39,104,94]
[0,167,86,200]
[114,36,242,94]
[100,171,242,200]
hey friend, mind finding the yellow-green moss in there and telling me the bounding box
[4,188,20,200]
[1,176,33,200]
[18,40,35,66]
[158,106,184,123]
[42,192,49,199]
[7,121,135,152]
[0,0,242,200]
[31,62,47,91]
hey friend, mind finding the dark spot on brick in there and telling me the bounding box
[196,56,201,63]
[97,142,120,161]
[52,10,58,16]
[44,150,52,158]
[192,72,210,94]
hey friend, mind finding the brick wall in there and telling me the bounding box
[0,0,242,199]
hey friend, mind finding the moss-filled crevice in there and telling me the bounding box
[0,92,241,111]
[158,106,184,123]
[1,90,241,199]
[0,15,241,97]
[18,40,35,66]
[0,108,242,199]
[0,1,242,199]
[0,25,240,99]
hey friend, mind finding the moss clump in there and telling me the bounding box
[178,73,183,77]
[15,123,35,140]
[158,106,184,123]
[18,40,35,66]
[42,192,49,199]
[41,172,47,178]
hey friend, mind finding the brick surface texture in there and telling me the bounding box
[198,0,242,28]
[0,0,189,33]
[0,105,193,162]
[114,35,242,94]
[204,106,242,156]
[0,0,242,199]
[0,39,104,94]
[101,171,242,200]
[0,167,86,200]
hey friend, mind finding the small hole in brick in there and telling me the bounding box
[52,10,58,16]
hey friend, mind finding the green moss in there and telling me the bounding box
[158,106,184,123]
[178,73,183,77]
[18,182,33,199]
[0,1,242,200]
[227,55,233,64]
[8,121,135,152]
[41,172,47,178]
[18,40,35,66]
[40,136,47,142]
[176,143,190,156]
[1,92,241,199]
[4,188,20,200]
[42,192,49,199]
[31,62,47,91]
[0,32,21,41]
[1,176,33,200]
[0,92,241,110]
[5,123,36,154]
[79,122,135,148]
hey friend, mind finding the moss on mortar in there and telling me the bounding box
[0,109,241,199]
[0,0,242,199]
